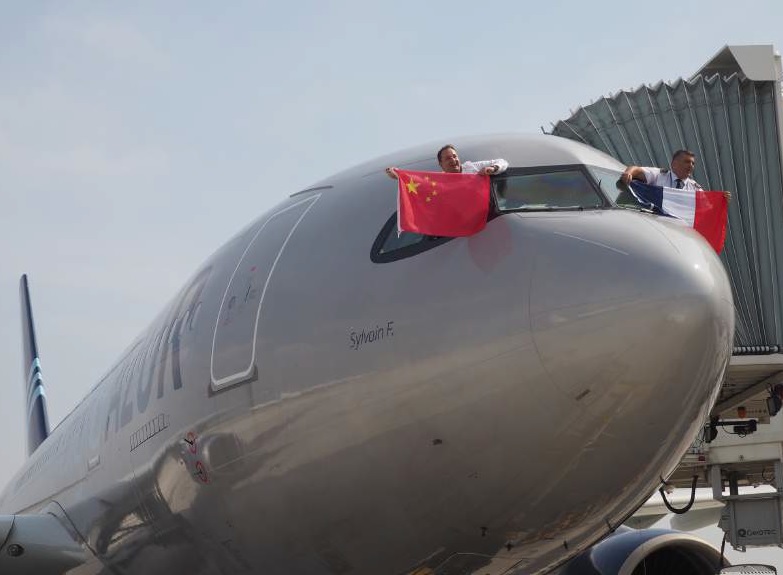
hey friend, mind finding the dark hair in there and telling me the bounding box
[672,149,695,162]
[437,144,457,163]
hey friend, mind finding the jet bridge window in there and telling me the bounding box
[371,214,451,263]
[492,168,606,212]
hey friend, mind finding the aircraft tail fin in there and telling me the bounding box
[20,275,50,456]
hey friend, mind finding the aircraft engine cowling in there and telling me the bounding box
[555,527,727,575]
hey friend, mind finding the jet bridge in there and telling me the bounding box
[551,44,783,553]
[551,44,783,357]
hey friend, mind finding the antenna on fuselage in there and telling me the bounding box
[20,274,51,455]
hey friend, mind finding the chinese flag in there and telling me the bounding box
[396,169,490,237]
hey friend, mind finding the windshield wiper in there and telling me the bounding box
[618,203,658,214]
[511,205,599,212]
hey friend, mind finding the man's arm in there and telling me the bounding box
[489,158,509,174]
[620,166,648,185]
[466,158,509,175]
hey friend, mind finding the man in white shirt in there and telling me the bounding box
[620,149,731,201]
[621,149,701,191]
[386,144,509,179]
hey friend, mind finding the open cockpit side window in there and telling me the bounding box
[586,165,641,209]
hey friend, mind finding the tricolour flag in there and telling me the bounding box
[629,181,728,253]
[396,169,490,237]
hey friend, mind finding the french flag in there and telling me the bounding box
[629,181,729,254]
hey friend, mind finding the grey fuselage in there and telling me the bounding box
[0,134,735,574]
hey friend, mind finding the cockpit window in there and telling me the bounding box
[372,165,614,263]
[586,165,641,208]
[492,168,606,212]
[371,214,451,263]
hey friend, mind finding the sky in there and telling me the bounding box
[2,0,783,568]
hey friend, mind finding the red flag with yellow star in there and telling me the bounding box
[396,169,490,237]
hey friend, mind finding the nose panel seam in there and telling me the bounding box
[551,231,629,255]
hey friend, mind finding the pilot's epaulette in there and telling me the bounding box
[660,169,670,174]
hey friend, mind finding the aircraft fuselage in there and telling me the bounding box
[0,135,734,575]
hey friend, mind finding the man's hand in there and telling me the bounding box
[385,167,399,180]
[621,166,647,185]
[723,190,732,202]
[479,165,498,176]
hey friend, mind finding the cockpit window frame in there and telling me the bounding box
[370,214,453,263]
[491,164,612,213]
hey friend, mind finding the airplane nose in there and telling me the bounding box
[528,209,733,425]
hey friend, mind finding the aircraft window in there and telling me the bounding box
[371,214,452,263]
[492,169,605,212]
[587,166,639,208]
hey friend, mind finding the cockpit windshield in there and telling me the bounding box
[492,168,606,212]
